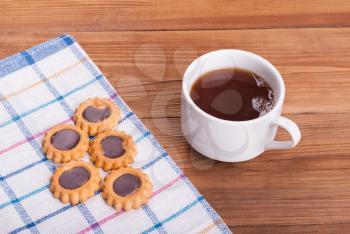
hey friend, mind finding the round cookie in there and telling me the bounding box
[50,161,101,205]
[89,130,136,171]
[42,124,89,163]
[74,97,121,136]
[101,167,152,211]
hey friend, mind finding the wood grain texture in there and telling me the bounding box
[1,1,350,233]
[0,0,350,31]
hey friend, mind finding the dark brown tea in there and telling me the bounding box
[190,68,275,121]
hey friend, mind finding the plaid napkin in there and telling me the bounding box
[0,34,231,234]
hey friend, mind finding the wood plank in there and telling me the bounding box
[1,29,350,114]
[76,28,350,115]
[0,0,350,31]
[0,29,350,231]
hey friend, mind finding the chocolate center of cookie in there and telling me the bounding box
[82,106,111,122]
[51,129,80,150]
[59,167,90,189]
[101,136,125,158]
[113,173,141,197]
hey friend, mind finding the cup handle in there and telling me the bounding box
[265,116,301,150]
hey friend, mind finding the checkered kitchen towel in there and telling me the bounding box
[0,34,231,234]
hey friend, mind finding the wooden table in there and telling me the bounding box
[1,1,350,233]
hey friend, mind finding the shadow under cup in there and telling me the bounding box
[181,49,287,162]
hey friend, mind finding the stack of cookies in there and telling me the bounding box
[42,97,153,211]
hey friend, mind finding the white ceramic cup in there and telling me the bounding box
[181,49,301,162]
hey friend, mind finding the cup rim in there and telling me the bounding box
[182,49,285,125]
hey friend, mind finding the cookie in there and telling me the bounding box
[89,130,137,171]
[74,97,121,136]
[101,167,152,211]
[50,161,101,205]
[42,124,89,163]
